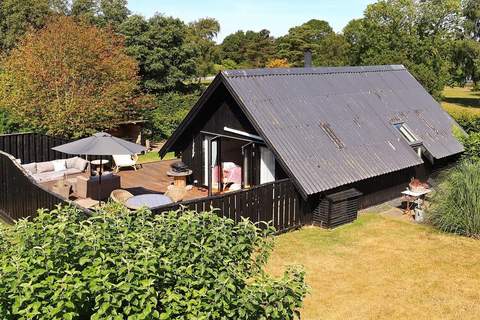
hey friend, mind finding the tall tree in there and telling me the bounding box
[463,0,480,40]
[276,19,348,67]
[99,0,129,27]
[449,0,480,87]
[70,0,129,28]
[0,0,130,51]
[220,29,274,68]
[344,0,462,98]
[120,14,198,93]
[0,16,144,138]
[450,39,480,86]
[0,0,54,51]
[188,18,220,78]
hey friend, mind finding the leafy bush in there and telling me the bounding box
[147,91,202,140]
[427,161,480,238]
[443,104,480,133]
[460,131,480,162]
[0,109,18,134]
[0,204,307,319]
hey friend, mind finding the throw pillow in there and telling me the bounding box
[65,157,78,169]
[74,157,88,171]
[53,160,67,172]
[36,161,55,173]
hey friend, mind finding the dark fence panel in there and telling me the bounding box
[151,179,305,233]
[0,132,113,167]
[0,151,69,222]
[0,132,70,164]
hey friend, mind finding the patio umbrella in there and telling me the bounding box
[52,132,147,203]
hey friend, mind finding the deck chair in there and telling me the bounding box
[110,189,134,205]
[112,154,140,173]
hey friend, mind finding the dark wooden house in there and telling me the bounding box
[160,65,463,226]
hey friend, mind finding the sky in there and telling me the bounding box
[127,0,376,42]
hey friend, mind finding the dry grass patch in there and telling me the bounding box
[266,213,480,320]
[443,86,480,100]
[441,86,480,118]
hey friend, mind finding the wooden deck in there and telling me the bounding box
[40,160,208,205]
[117,160,207,200]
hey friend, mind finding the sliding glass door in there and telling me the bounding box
[203,135,221,194]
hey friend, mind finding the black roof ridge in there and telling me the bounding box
[222,64,406,78]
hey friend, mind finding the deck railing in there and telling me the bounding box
[0,150,71,222]
[0,133,97,222]
[0,132,112,165]
[0,133,306,230]
[151,179,305,233]
[0,132,71,164]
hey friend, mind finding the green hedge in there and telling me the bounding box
[146,91,202,140]
[0,204,307,319]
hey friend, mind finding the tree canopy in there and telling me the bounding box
[220,29,275,68]
[463,0,480,40]
[0,16,144,138]
[0,0,479,139]
[343,0,463,98]
[0,0,130,51]
[276,19,349,67]
[188,17,221,78]
[120,14,198,94]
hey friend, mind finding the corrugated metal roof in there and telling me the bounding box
[221,65,463,196]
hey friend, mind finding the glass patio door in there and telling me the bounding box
[260,146,275,184]
[203,135,221,194]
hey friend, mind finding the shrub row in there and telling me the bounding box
[443,103,480,133]
[0,204,307,319]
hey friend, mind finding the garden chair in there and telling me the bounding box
[164,185,187,202]
[112,154,141,173]
[110,189,134,205]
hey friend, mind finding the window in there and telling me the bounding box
[393,123,418,144]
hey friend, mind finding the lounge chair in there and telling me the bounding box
[110,189,134,205]
[112,154,140,173]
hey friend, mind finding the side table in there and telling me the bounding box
[166,169,193,188]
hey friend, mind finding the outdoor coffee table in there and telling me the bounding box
[91,159,109,173]
[125,194,173,210]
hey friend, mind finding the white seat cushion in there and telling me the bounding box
[113,155,135,166]
[53,160,67,172]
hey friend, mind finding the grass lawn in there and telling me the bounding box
[137,151,176,164]
[266,213,480,319]
[441,85,480,117]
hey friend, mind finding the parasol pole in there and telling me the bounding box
[98,155,103,206]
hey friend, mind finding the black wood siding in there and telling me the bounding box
[173,83,264,185]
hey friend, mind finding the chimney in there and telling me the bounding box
[304,50,312,68]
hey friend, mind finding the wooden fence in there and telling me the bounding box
[152,179,305,233]
[0,150,70,222]
[0,132,70,164]
[0,132,112,165]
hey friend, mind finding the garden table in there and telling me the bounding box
[125,194,173,210]
[401,189,431,218]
